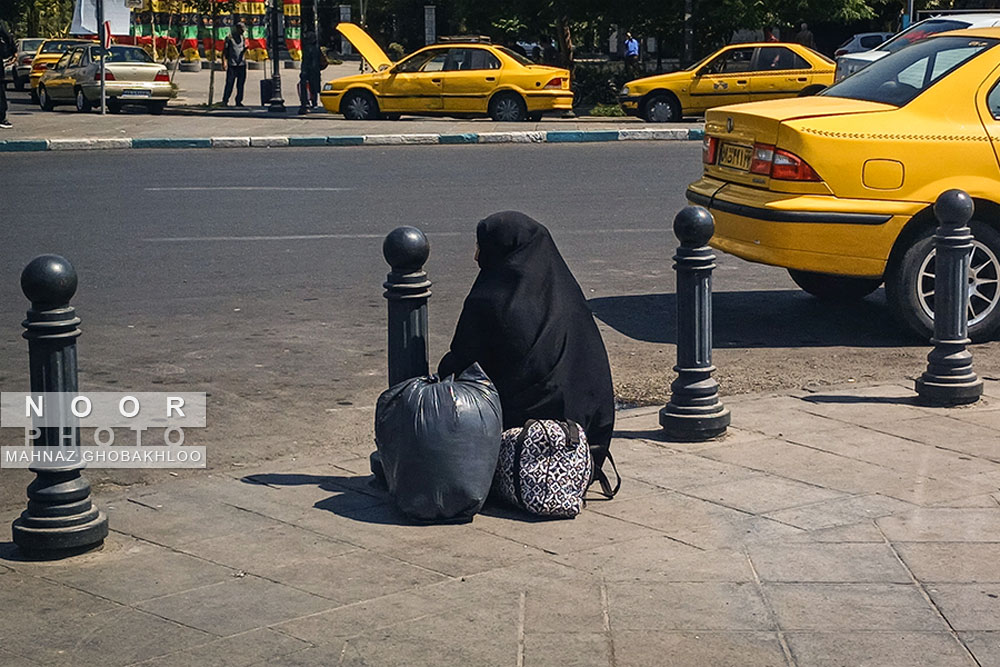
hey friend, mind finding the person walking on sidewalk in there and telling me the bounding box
[0,20,14,129]
[298,30,322,114]
[624,32,640,79]
[221,22,247,107]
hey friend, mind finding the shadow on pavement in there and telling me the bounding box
[589,290,921,348]
[803,394,918,406]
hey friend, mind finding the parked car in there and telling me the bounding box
[834,32,894,57]
[37,45,172,114]
[619,42,835,122]
[321,23,572,121]
[29,38,96,100]
[11,38,44,90]
[688,28,1000,340]
[835,13,1000,81]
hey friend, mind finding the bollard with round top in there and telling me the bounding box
[383,227,432,387]
[915,189,983,405]
[12,255,109,558]
[660,206,730,441]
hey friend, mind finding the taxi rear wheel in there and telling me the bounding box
[38,85,54,111]
[787,269,881,301]
[75,88,92,113]
[642,94,679,123]
[342,90,379,120]
[489,92,527,122]
[887,222,1000,342]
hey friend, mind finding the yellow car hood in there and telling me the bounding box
[336,23,392,71]
[709,95,896,124]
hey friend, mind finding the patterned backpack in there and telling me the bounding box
[494,419,592,518]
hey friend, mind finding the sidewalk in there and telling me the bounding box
[1,63,704,151]
[2,380,999,666]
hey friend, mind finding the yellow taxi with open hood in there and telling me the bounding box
[321,23,572,121]
[687,28,1000,340]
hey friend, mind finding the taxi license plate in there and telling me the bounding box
[718,142,752,171]
[122,89,151,98]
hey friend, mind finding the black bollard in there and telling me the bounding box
[915,190,983,406]
[383,227,431,387]
[660,206,730,441]
[12,255,109,558]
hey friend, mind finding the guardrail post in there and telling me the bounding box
[915,189,983,406]
[383,227,431,387]
[12,255,108,558]
[660,206,730,441]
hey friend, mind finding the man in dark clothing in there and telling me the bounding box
[0,20,14,128]
[298,30,321,114]
[221,22,247,107]
[795,22,816,49]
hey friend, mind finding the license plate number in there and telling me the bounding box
[121,89,151,98]
[719,143,752,171]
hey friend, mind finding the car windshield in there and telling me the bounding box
[40,40,89,54]
[878,19,971,54]
[823,35,997,106]
[91,46,154,63]
[496,46,534,66]
[21,39,44,53]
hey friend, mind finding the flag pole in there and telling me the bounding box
[98,0,106,114]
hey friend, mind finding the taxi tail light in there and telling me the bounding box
[95,70,116,81]
[771,148,821,181]
[702,136,718,165]
[750,143,775,174]
[31,62,47,72]
[154,72,169,82]
[543,77,564,89]
[21,56,33,65]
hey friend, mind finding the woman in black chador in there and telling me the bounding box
[438,211,619,495]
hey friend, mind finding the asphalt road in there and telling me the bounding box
[1,143,995,508]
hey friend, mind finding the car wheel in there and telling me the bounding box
[642,93,679,123]
[787,269,882,300]
[107,98,122,114]
[489,92,527,122]
[38,85,54,111]
[75,88,92,113]
[341,90,379,120]
[528,111,543,122]
[149,101,166,115]
[886,221,1000,342]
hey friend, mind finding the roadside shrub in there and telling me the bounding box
[590,103,625,117]
[571,62,629,106]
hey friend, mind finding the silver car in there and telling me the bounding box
[11,38,44,90]
[37,44,173,114]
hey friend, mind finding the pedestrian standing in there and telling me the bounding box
[0,19,14,129]
[795,22,816,49]
[298,29,322,114]
[624,32,640,79]
[221,22,247,107]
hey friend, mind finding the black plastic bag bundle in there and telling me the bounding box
[374,364,503,523]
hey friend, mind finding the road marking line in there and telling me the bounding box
[143,187,355,192]
[144,229,668,242]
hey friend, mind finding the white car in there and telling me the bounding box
[835,13,1000,81]
[833,32,893,57]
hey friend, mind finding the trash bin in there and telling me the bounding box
[259,78,273,107]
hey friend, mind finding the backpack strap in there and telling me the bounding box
[512,420,537,508]
[592,451,621,498]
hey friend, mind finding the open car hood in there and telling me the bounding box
[336,23,392,71]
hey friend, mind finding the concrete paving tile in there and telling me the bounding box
[877,416,1000,456]
[748,543,911,583]
[684,474,846,515]
[927,584,1000,631]
[877,508,1000,541]
[603,436,676,466]
[610,582,773,630]
[587,476,664,504]
[179,523,357,574]
[930,492,1000,508]
[471,502,665,555]
[868,474,1000,506]
[523,632,610,667]
[134,628,310,666]
[787,521,886,543]
[524,582,606,633]
[960,631,1000,667]
[896,543,1000,583]
[19,608,212,667]
[785,632,971,666]
[556,537,750,582]
[0,649,42,666]
[135,574,336,636]
[798,392,933,425]
[765,494,918,530]
[264,548,448,603]
[765,583,947,631]
[622,452,763,491]
[728,397,845,438]
[612,631,786,667]
[36,535,237,605]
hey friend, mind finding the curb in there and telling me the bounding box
[0,128,704,152]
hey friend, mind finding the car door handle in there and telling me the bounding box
[486,77,496,81]
[431,78,441,84]
[797,77,808,82]
[736,80,748,85]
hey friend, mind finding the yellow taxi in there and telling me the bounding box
[321,24,572,121]
[620,42,835,122]
[687,28,1000,340]
[29,38,97,101]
